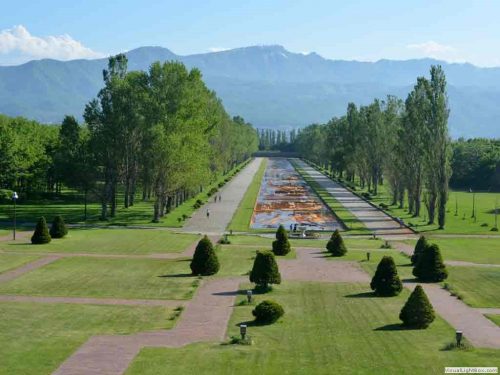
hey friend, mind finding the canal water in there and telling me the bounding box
[250,158,342,231]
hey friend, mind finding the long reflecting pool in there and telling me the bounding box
[251,158,342,231]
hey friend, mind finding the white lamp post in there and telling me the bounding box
[12,192,18,240]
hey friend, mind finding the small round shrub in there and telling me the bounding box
[399,285,435,329]
[190,236,220,276]
[411,236,428,265]
[326,229,347,257]
[49,215,68,238]
[31,217,51,244]
[252,300,284,324]
[272,225,291,256]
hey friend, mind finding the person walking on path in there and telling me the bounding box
[206,209,210,219]
[219,195,222,202]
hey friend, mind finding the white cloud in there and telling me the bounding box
[208,47,229,53]
[406,40,460,61]
[0,25,104,65]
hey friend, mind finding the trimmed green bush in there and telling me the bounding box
[252,300,284,324]
[190,236,220,276]
[399,285,435,329]
[411,235,428,265]
[370,256,403,296]
[250,250,281,291]
[326,229,347,257]
[413,243,448,282]
[31,217,51,244]
[272,225,291,256]
[49,215,68,238]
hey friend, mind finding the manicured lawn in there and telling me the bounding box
[227,158,267,232]
[0,257,199,300]
[126,282,499,375]
[0,253,40,274]
[486,315,500,327]
[292,161,369,234]
[0,301,178,375]
[228,234,384,250]
[444,266,500,308]
[0,228,199,255]
[404,237,500,265]
[0,160,250,228]
[217,245,295,277]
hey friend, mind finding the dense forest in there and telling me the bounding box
[0,55,259,222]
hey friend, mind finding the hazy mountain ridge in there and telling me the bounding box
[0,45,499,137]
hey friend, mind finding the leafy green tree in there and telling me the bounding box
[49,215,68,238]
[399,285,435,329]
[252,300,284,324]
[250,251,281,291]
[272,225,291,255]
[412,243,448,282]
[190,236,220,276]
[370,256,403,296]
[31,217,51,244]
[326,229,347,256]
[411,236,428,265]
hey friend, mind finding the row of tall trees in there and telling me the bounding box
[295,66,453,228]
[258,128,298,150]
[0,55,259,222]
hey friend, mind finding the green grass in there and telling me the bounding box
[0,228,198,255]
[0,160,251,228]
[444,266,500,308]
[486,315,500,327]
[217,244,295,277]
[291,161,369,234]
[0,253,40,274]
[0,301,178,375]
[228,234,384,250]
[126,282,499,375]
[0,257,199,300]
[404,237,500,265]
[227,158,267,232]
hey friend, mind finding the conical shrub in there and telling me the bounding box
[370,256,403,296]
[31,217,51,244]
[399,285,435,329]
[412,243,448,282]
[190,236,220,276]
[272,225,291,256]
[250,250,281,291]
[50,215,68,238]
[411,236,428,265]
[326,229,347,256]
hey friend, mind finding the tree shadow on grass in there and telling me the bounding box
[158,273,193,278]
[344,291,375,298]
[374,323,412,331]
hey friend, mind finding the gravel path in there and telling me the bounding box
[404,281,500,348]
[476,308,500,315]
[0,295,186,307]
[53,276,243,375]
[182,158,263,235]
[279,247,369,283]
[294,159,414,237]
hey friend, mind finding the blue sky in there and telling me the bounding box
[1,0,499,66]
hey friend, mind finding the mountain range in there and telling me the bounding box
[1,45,499,138]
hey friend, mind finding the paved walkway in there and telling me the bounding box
[53,277,243,375]
[476,308,500,315]
[182,158,263,235]
[0,255,60,283]
[279,247,369,283]
[294,159,414,237]
[404,281,500,348]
